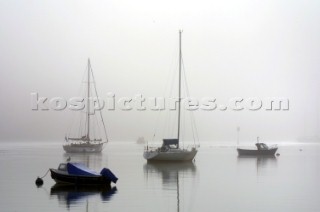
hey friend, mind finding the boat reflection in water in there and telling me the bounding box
[50,184,117,209]
[144,162,197,212]
[237,155,277,177]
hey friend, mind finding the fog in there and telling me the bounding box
[0,0,319,143]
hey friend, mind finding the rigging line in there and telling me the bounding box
[162,61,178,138]
[169,64,179,137]
[189,109,196,144]
[162,109,169,138]
[84,110,89,138]
[163,45,178,137]
[66,63,88,138]
[164,110,175,138]
[190,102,200,144]
[185,91,199,144]
[181,57,196,144]
[168,111,177,138]
[77,113,82,138]
[164,46,179,137]
[82,64,90,138]
[181,57,199,145]
[91,113,96,139]
[152,40,179,141]
[80,110,87,138]
[94,112,102,140]
[182,105,186,149]
[184,85,198,144]
[90,64,109,142]
[164,43,179,101]
[151,109,162,142]
[192,111,200,144]
[77,89,87,139]
[84,73,89,139]
[161,110,168,138]
[66,111,75,139]
[78,85,87,138]
[95,115,99,139]
[95,110,102,139]
[67,110,76,139]
[163,81,174,138]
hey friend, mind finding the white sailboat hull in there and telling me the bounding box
[63,143,104,153]
[143,148,197,161]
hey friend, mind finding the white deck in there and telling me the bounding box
[63,143,103,153]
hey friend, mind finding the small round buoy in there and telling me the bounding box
[35,177,43,186]
[276,153,280,156]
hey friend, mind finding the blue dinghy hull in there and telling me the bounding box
[50,162,118,186]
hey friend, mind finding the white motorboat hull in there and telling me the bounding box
[143,148,197,161]
[63,143,103,153]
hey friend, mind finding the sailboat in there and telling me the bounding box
[143,31,198,161]
[63,59,108,153]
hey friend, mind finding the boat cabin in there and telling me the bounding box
[255,143,269,150]
[58,163,67,171]
[161,139,179,150]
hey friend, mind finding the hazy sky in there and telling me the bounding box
[0,0,319,142]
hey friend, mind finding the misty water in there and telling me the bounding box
[0,142,319,212]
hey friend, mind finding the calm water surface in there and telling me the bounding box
[0,142,319,212]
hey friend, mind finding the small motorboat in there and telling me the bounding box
[237,138,278,156]
[50,162,118,186]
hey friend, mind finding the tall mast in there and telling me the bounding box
[177,30,182,147]
[87,58,91,140]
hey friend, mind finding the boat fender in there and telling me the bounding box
[100,168,118,184]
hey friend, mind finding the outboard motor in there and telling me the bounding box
[100,168,118,184]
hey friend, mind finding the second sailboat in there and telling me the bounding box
[143,31,198,161]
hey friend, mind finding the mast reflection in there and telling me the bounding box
[144,162,197,212]
[237,155,277,176]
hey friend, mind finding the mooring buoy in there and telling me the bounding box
[35,169,50,186]
[35,177,43,186]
